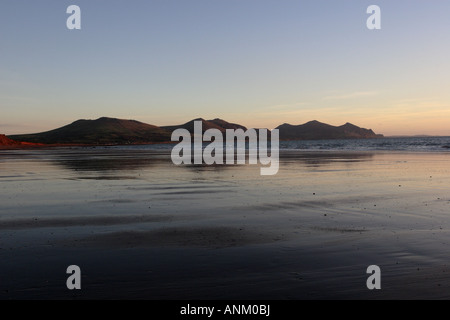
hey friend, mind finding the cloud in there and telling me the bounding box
[323,91,378,100]
[390,98,448,110]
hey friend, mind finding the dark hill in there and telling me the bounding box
[162,118,247,133]
[276,120,383,140]
[9,117,172,144]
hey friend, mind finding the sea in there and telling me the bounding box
[279,136,450,152]
[95,136,450,152]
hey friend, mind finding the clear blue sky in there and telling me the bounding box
[1,0,450,135]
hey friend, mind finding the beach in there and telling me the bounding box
[1,147,450,299]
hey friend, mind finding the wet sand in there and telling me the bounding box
[1,148,450,299]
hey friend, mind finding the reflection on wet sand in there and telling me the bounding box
[64,226,285,249]
[52,149,169,172]
[3,148,377,177]
[1,148,450,299]
[0,214,180,230]
[280,151,374,166]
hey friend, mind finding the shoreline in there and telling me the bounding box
[0,141,178,150]
[1,145,450,156]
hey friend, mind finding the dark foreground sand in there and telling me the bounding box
[0,148,450,299]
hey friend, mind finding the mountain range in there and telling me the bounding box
[5,117,382,146]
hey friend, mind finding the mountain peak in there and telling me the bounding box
[162,118,247,133]
[9,117,171,145]
[95,117,135,123]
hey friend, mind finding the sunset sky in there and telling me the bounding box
[1,0,450,136]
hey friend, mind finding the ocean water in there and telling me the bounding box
[99,136,450,152]
[280,136,450,152]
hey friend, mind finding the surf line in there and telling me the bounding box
[170,121,279,175]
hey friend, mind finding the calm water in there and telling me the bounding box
[90,136,450,152]
[280,136,450,152]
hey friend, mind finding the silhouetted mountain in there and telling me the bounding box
[8,117,384,145]
[162,118,247,133]
[276,120,383,140]
[9,117,172,144]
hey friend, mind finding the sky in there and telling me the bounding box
[1,0,450,136]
